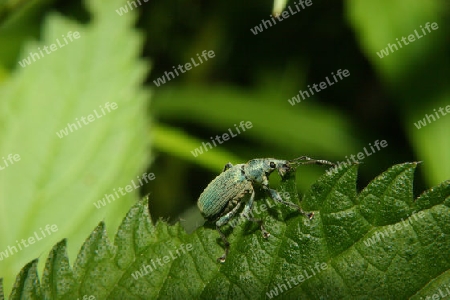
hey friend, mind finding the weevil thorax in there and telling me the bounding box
[244,158,291,185]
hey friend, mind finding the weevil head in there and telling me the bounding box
[245,158,292,182]
[273,159,293,177]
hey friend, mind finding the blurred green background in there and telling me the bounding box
[0,0,449,296]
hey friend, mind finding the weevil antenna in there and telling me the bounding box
[290,156,335,167]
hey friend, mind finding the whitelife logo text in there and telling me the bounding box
[18,31,81,67]
[250,0,313,35]
[0,153,21,171]
[0,224,58,261]
[56,102,118,139]
[190,121,253,157]
[153,50,215,87]
[93,172,155,209]
[376,22,438,58]
[288,69,350,106]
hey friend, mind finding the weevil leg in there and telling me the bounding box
[264,186,314,219]
[294,156,335,167]
[215,201,242,263]
[241,189,270,238]
[215,225,230,264]
[222,162,233,172]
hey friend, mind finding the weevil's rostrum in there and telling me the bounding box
[197,156,335,263]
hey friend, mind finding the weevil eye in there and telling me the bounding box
[269,161,276,168]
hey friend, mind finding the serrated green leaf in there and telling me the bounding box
[41,240,75,299]
[0,0,150,294]
[9,259,41,300]
[358,162,417,225]
[4,163,450,299]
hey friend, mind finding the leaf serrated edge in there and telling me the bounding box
[414,180,450,210]
[41,239,76,300]
[9,259,41,300]
[0,278,4,300]
[6,165,450,299]
[358,162,419,225]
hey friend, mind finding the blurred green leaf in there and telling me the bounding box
[346,0,450,186]
[154,85,357,157]
[346,0,443,82]
[154,124,240,172]
[406,100,450,185]
[5,163,450,299]
[0,0,150,294]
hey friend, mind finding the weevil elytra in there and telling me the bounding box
[197,156,335,263]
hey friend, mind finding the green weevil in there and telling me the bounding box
[197,156,335,263]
